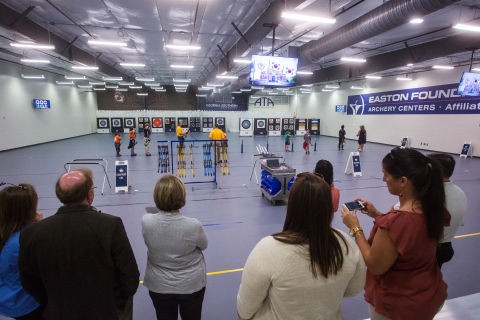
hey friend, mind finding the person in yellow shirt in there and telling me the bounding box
[209,125,224,163]
[176,121,185,146]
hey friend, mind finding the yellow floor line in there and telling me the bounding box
[138,232,479,283]
[454,232,480,238]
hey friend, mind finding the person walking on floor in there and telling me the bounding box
[356,125,367,151]
[144,123,152,156]
[128,128,137,156]
[19,168,140,320]
[338,125,346,150]
[114,132,122,157]
[303,129,312,154]
[284,131,291,152]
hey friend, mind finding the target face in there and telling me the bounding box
[98,118,108,128]
[283,119,288,124]
[203,118,208,123]
[268,125,273,130]
[283,125,288,130]
[165,118,170,124]
[208,118,213,123]
[216,118,224,125]
[276,119,281,124]
[289,125,294,130]
[125,119,134,127]
[139,124,143,128]
[112,119,121,127]
[289,119,294,124]
[242,120,251,130]
[196,123,200,127]
[208,123,213,128]
[275,125,280,130]
[256,120,265,128]
[153,118,163,128]
[269,119,274,124]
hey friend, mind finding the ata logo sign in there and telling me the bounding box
[254,97,275,107]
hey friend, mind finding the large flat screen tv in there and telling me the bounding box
[250,55,298,87]
[33,99,51,109]
[457,72,480,96]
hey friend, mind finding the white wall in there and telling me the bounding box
[0,60,98,151]
[293,67,480,156]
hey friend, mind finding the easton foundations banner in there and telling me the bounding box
[347,83,480,115]
[198,101,245,111]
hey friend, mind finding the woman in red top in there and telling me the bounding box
[341,147,448,320]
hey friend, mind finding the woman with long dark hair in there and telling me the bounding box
[0,184,45,320]
[237,173,365,319]
[356,125,367,151]
[342,147,448,320]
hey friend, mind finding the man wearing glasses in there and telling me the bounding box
[19,168,140,320]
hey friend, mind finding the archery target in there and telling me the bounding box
[97,118,108,128]
[269,119,273,124]
[268,125,273,130]
[153,118,163,128]
[112,119,121,127]
[203,118,208,123]
[165,118,170,125]
[283,119,288,124]
[216,118,224,125]
[275,125,280,130]
[276,119,281,124]
[208,118,213,123]
[283,125,288,130]
[124,118,134,127]
[289,119,294,124]
[289,125,294,130]
[196,123,200,127]
[256,120,265,129]
[139,124,143,129]
[241,119,252,130]
[208,123,213,128]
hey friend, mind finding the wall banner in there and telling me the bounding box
[347,83,480,115]
[198,101,242,111]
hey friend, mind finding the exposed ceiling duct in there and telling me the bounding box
[298,0,460,66]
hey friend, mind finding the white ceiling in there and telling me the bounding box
[0,0,479,91]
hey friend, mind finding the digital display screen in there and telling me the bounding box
[336,105,346,112]
[33,99,50,109]
[458,72,480,96]
[250,55,298,87]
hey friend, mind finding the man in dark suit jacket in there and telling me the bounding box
[19,168,139,320]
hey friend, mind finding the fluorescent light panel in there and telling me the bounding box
[251,96,261,99]
[116,88,128,91]
[199,87,214,90]
[366,75,382,79]
[118,82,134,86]
[407,63,414,66]
[234,59,251,63]
[297,71,313,74]
[302,84,313,87]
[78,85,92,88]
[166,44,201,50]
[65,76,86,80]
[472,68,480,71]
[94,88,106,91]
[105,85,119,89]
[281,11,335,24]
[11,43,54,49]
[21,59,49,63]
[21,74,45,79]
[103,77,123,81]
[56,81,74,85]
[251,86,264,89]
[410,19,423,23]
[396,77,412,81]
[453,24,480,33]
[176,90,187,92]
[240,89,251,92]
[173,78,191,82]
[129,86,142,89]
[120,63,145,67]
[137,93,148,96]
[325,84,340,89]
[217,75,238,79]
[136,77,155,81]
[145,83,160,86]
[232,91,242,93]
[341,57,366,62]
[155,89,166,92]
[89,81,105,85]
[88,40,127,46]
[350,86,364,89]
[433,65,454,70]
[322,89,333,92]
[268,92,278,95]
[196,94,206,97]
[72,66,98,70]
[150,86,163,90]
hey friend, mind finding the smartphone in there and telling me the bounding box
[344,201,365,211]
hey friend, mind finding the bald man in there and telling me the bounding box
[19,168,139,320]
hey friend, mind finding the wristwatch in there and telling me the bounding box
[349,226,363,237]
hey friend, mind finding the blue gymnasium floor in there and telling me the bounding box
[1,132,479,320]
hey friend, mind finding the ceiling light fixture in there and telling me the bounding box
[72,66,99,70]
[103,76,123,81]
[21,74,45,79]
[118,82,135,86]
[11,43,55,49]
[199,87,214,90]
[217,75,238,79]
[350,86,364,89]
[88,40,127,46]
[171,65,194,68]
[207,83,224,87]
[251,96,261,99]
[196,94,207,97]
[472,68,480,71]
[129,86,142,89]
[137,93,148,96]
[166,44,201,50]
[407,63,414,66]
[341,57,366,62]
[145,83,160,86]
[150,86,164,90]
[240,89,252,92]
[173,78,191,82]
[175,84,188,88]
[176,90,187,93]
[232,91,242,94]
[120,63,145,67]
[56,81,74,85]
[105,85,119,89]
[322,89,333,92]
[281,11,335,24]
[433,65,454,70]
[89,81,106,85]
[453,24,480,33]
[297,71,313,74]
[366,75,382,79]
[78,85,93,88]
[251,86,265,90]
[325,84,340,89]
[136,77,155,81]
[115,88,128,91]
[410,19,423,23]
[302,84,313,87]
[93,88,106,91]
[155,89,166,92]
[396,77,412,81]
[21,59,50,63]
[234,59,251,63]
[65,76,86,80]
[268,92,278,95]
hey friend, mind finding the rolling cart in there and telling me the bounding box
[260,159,296,205]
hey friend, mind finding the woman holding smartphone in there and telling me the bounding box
[341,147,448,320]
[0,184,45,320]
[237,173,365,319]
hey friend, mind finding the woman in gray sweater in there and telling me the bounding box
[142,175,208,320]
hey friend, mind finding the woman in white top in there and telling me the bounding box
[237,172,366,320]
[142,175,208,320]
